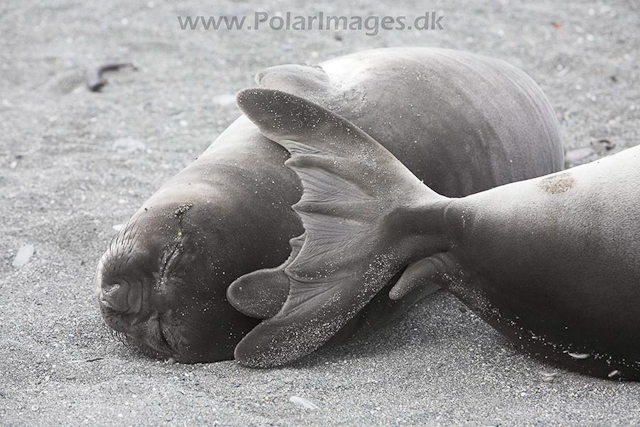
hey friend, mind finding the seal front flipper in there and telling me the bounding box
[234,88,449,367]
[227,234,305,319]
[389,253,458,301]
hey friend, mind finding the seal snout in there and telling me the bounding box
[100,281,131,313]
[97,279,140,334]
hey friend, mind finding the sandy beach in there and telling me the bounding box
[2,0,640,425]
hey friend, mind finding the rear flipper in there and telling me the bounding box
[233,88,450,367]
[227,234,305,319]
[231,64,441,328]
[330,278,442,345]
[228,231,441,337]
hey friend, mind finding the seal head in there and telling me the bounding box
[95,200,260,363]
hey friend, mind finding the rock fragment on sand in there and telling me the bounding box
[113,137,146,154]
[565,146,596,166]
[12,244,34,268]
[212,94,237,106]
[289,395,320,410]
[85,61,135,92]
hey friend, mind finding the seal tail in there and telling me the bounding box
[232,88,449,367]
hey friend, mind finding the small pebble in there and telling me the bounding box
[567,352,590,360]
[596,138,615,150]
[608,370,621,378]
[289,395,320,410]
[12,244,34,268]
[113,137,146,154]
[565,147,595,167]
[212,94,237,107]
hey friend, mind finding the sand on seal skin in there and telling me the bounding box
[1,0,639,425]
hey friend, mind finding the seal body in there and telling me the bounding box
[95,48,563,363]
[440,149,640,378]
[232,87,640,379]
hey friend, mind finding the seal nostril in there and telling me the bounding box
[100,282,130,313]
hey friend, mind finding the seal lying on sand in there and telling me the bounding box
[232,88,640,380]
[95,48,563,363]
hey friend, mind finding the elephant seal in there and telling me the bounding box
[232,88,640,380]
[95,47,563,363]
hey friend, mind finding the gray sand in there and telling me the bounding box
[2,0,640,425]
